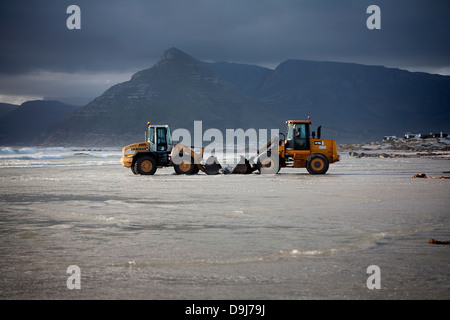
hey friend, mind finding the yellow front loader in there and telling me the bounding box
[120,122,215,175]
[253,120,340,174]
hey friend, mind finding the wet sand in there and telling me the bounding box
[0,153,449,299]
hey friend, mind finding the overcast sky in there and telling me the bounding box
[1,0,449,105]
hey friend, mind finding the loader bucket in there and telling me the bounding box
[231,156,255,174]
[204,156,222,175]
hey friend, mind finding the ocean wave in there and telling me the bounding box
[279,248,339,257]
[16,147,38,154]
[0,146,121,162]
[1,147,124,168]
[0,147,64,155]
[0,155,64,161]
[0,147,43,154]
[0,147,18,155]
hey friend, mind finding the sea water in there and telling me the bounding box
[0,147,449,299]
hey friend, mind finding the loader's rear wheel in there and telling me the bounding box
[135,156,157,175]
[173,157,197,175]
[306,154,329,174]
[257,156,280,174]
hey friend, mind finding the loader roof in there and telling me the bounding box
[286,120,312,124]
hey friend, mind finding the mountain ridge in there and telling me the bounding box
[0,102,18,118]
[45,47,279,146]
[1,47,449,146]
[204,58,450,142]
[0,100,80,145]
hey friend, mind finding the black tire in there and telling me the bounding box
[131,165,138,175]
[173,156,197,175]
[192,165,200,174]
[134,156,157,175]
[306,154,329,174]
[257,155,280,174]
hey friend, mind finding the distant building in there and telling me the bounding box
[383,135,397,141]
[404,132,448,139]
[431,132,448,138]
[404,133,420,139]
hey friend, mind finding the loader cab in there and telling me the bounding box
[147,124,173,153]
[285,120,310,151]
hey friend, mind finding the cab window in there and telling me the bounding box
[166,126,172,146]
[285,123,294,149]
[286,123,294,141]
[157,127,167,151]
[148,127,155,144]
[294,123,309,150]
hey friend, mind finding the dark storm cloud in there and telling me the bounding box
[1,0,449,74]
[0,0,449,103]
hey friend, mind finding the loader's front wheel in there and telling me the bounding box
[173,157,197,175]
[306,154,329,174]
[135,156,157,175]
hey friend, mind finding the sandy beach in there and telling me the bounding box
[0,147,449,299]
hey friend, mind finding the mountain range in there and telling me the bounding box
[1,47,449,146]
[45,47,278,146]
[205,59,450,142]
[0,100,79,145]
